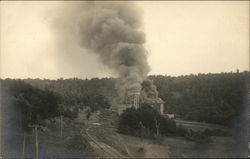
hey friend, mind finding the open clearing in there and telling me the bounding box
[32,108,238,158]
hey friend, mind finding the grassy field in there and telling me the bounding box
[36,117,96,158]
[90,124,239,158]
[86,109,241,158]
[30,109,241,158]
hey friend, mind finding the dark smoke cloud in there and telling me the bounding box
[49,2,114,78]
[52,2,150,96]
[141,79,163,103]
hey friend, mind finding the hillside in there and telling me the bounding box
[1,71,248,157]
[24,71,249,126]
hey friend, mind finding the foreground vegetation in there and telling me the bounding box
[118,104,177,138]
[118,105,231,149]
[1,79,61,130]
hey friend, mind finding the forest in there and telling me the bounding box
[1,71,248,129]
[1,79,60,130]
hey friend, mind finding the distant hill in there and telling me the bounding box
[19,71,249,126]
[149,71,249,126]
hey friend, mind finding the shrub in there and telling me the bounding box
[66,134,92,151]
[185,130,213,145]
[117,104,177,138]
[63,108,78,119]
[1,79,61,130]
[204,128,231,136]
[175,125,187,136]
[137,147,145,153]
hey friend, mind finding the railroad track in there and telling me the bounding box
[85,126,124,158]
[175,119,230,131]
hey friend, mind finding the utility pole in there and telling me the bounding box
[30,125,39,159]
[60,112,63,137]
[59,104,64,138]
[35,126,39,159]
[22,133,26,159]
[154,117,160,137]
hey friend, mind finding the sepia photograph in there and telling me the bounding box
[0,1,249,158]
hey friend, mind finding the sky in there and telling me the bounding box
[0,1,249,79]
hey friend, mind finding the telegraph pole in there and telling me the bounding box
[35,126,39,159]
[59,104,64,138]
[30,125,39,159]
[22,133,26,159]
[60,112,63,137]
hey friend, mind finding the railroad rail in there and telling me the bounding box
[85,126,124,158]
[175,119,230,131]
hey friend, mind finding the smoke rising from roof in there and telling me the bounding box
[141,79,163,104]
[141,79,159,98]
[52,2,150,97]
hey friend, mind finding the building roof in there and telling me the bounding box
[143,97,165,104]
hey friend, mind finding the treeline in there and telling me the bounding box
[24,77,115,111]
[149,71,249,125]
[3,71,248,127]
[1,79,61,130]
[0,78,114,130]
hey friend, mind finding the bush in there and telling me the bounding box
[185,130,213,145]
[1,79,61,130]
[175,125,187,136]
[66,134,92,151]
[137,147,145,153]
[204,128,231,136]
[63,108,78,119]
[117,104,177,138]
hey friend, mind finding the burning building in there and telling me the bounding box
[118,79,165,115]
[140,79,165,114]
[127,90,141,109]
[118,90,141,114]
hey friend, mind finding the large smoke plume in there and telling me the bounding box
[52,2,150,97]
[141,79,163,103]
[77,2,150,97]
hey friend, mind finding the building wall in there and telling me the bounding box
[118,103,133,115]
